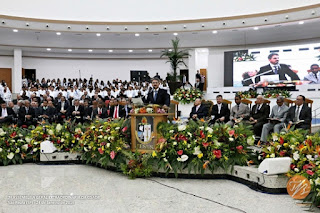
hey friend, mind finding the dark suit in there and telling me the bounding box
[250,104,270,136]
[190,104,208,119]
[0,107,16,124]
[92,107,108,119]
[18,107,36,126]
[210,103,230,124]
[110,105,126,119]
[255,64,300,82]
[57,101,70,122]
[39,106,55,122]
[285,104,311,130]
[68,105,84,123]
[143,88,170,106]
[194,82,203,92]
[83,106,93,121]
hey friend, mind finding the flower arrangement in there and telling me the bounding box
[262,89,291,98]
[233,52,256,62]
[173,88,203,104]
[236,90,258,99]
[130,104,166,114]
[154,120,254,176]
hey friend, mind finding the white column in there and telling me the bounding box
[12,49,22,94]
[208,48,224,88]
[188,49,196,85]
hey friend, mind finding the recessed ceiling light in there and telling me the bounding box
[299,21,304,25]
[169,49,172,52]
[13,29,18,32]
[148,49,152,52]
[26,23,29,27]
[88,49,93,52]
[201,24,205,27]
[129,50,133,52]
[253,27,259,30]
[173,32,178,36]
[46,48,51,51]
[212,30,218,34]
[108,50,113,53]
[145,26,149,30]
[68,49,72,52]
[96,33,101,36]
[135,33,140,37]
[106,26,110,30]
[56,32,61,35]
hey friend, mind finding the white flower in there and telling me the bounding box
[289,145,295,150]
[104,136,108,139]
[315,178,320,185]
[22,144,28,151]
[310,179,314,185]
[293,151,300,161]
[199,126,204,130]
[7,152,14,160]
[187,132,192,137]
[247,137,255,146]
[75,128,81,133]
[106,143,110,148]
[180,155,189,162]
[178,125,186,131]
[272,135,278,142]
[56,124,62,132]
[267,147,272,152]
[98,135,103,139]
[306,155,314,161]
[205,127,213,134]
[193,146,202,155]
[0,131,6,136]
[61,138,65,142]
[84,147,88,152]
[258,156,261,160]
[294,168,299,172]
[115,127,120,130]
[33,148,38,152]
[0,148,2,152]
[163,158,168,162]
[173,142,177,146]
[187,144,191,148]
[90,126,95,130]
[146,108,153,113]
[214,141,221,148]
[48,129,54,135]
[270,153,275,158]
[229,138,234,142]
[15,148,20,154]
[276,145,281,150]
[169,130,174,133]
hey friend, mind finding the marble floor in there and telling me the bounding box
[0,163,318,213]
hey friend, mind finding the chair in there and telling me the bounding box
[254,99,270,105]
[241,99,252,109]
[169,100,179,119]
[284,98,294,107]
[305,98,313,110]
[222,99,232,111]
[201,99,214,117]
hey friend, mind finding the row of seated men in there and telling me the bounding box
[190,94,312,143]
[0,98,131,127]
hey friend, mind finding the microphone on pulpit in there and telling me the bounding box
[242,69,274,83]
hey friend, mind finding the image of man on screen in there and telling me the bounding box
[255,53,300,83]
[304,64,320,84]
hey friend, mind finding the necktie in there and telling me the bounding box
[295,106,300,121]
[26,107,28,114]
[114,106,118,118]
[315,73,318,80]
[255,105,260,114]
[237,105,240,111]
[154,90,158,101]
[99,108,102,115]
[274,66,278,74]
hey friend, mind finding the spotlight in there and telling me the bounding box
[13,29,18,32]
[222,22,226,26]
[88,49,93,52]
[311,10,316,15]
[135,33,140,37]
[299,21,304,25]
[148,49,152,52]
[173,32,178,36]
[46,24,49,28]
[128,50,133,52]
[46,48,51,51]
[242,21,245,24]
[285,15,289,19]
[56,32,61,35]
[212,30,218,34]
[253,27,259,30]
[1,20,5,24]
[26,23,30,27]
[96,33,101,36]
[201,24,205,27]
[67,26,71,29]
[164,26,167,30]
[86,26,89,30]
[264,18,268,22]
[68,49,72,52]
[108,50,113,53]
[145,26,149,30]
[124,27,128,30]
[183,25,187,29]
[106,26,110,30]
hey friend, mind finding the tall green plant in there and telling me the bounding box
[160,38,190,82]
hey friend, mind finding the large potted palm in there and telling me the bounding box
[160,38,190,94]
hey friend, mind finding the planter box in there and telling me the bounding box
[40,152,82,162]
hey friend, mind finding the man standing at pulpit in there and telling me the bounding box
[143,78,170,107]
[255,53,300,83]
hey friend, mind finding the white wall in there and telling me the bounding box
[21,57,174,81]
[0,0,318,21]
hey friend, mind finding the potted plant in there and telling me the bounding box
[161,37,190,94]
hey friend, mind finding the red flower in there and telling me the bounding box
[290,164,296,170]
[213,150,222,159]
[303,164,312,170]
[57,140,61,144]
[279,151,285,157]
[306,139,312,147]
[98,148,104,154]
[110,151,116,160]
[306,170,314,176]
[202,142,209,148]
[279,137,284,145]
[10,132,17,138]
[228,130,235,137]
[177,150,183,155]
[236,145,243,151]
[101,142,106,146]
[22,125,28,128]
[122,126,128,133]
[200,130,205,139]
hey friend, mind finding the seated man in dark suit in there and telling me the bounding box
[92,101,108,120]
[57,96,70,123]
[68,99,84,123]
[143,78,170,107]
[285,95,312,130]
[255,53,300,83]
[38,100,55,123]
[18,100,36,127]
[0,102,16,125]
[110,99,126,119]
[194,78,203,91]
[190,98,208,120]
[210,95,230,124]
[83,100,93,122]
[248,95,270,138]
